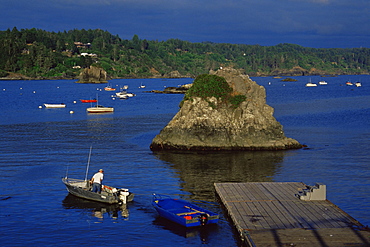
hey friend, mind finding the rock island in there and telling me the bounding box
[75,65,108,84]
[150,67,302,151]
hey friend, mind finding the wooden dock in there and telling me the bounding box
[214,182,370,246]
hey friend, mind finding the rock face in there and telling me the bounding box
[76,66,108,83]
[150,67,301,151]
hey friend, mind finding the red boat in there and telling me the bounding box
[80,99,97,103]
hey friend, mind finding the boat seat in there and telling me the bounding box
[177,211,199,216]
[168,208,195,215]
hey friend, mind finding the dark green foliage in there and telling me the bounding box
[229,95,247,108]
[185,74,232,100]
[0,28,370,79]
[182,74,246,109]
[0,69,8,77]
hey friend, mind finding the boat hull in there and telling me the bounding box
[80,99,97,103]
[44,103,66,108]
[115,92,135,98]
[86,106,114,113]
[305,83,317,87]
[62,178,133,204]
[152,194,219,227]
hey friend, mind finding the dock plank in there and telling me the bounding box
[262,182,346,229]
[215,182,369,246]
[260,182,323,229]
[237,183,296,229]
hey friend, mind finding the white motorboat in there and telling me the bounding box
[115,91,135,99]
[44,103,66,108]
[318,81,328,85]
[115,85,136,99]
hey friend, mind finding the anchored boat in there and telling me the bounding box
[80,99,97,103]
[86,105,114,113]
[152,194,219,227]
[86,94,114,113]
[44,103,66,108]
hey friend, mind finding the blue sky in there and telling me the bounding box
[1,0,369,48]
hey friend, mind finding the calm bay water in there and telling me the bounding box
[0,75,369,246]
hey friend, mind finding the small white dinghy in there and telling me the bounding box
[44,103,66,108]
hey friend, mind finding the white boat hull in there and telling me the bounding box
[44,103,66,108]
[87,106,114,113]
[306,83,317,87]
[115,92,135,98]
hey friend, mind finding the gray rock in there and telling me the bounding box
[150,67,302,151]
[76,66,108,83]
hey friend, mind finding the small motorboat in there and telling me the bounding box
[318,81,328,85]
[115,91,135,99]
[87,105,114,113]
[355,82,362,87]
[104,86,116,91]
[152,194,219,227]
[62,146,134,205]
[44,103,66,108]
[115,85,135,99]
[62,177,134,204]
[80,99,97,103]
[346,81,353,86]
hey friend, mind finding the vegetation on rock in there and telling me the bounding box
[182,74,246,108]
[150,68,302,151]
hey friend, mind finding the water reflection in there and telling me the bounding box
[153,151,288,200]
[62,194,129,221]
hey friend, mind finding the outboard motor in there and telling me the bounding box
[199,213,209,226]
[118,188,129,204]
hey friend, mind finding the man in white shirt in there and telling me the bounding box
[91,169,104,193]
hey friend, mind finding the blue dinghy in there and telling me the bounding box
[152,194,219,227]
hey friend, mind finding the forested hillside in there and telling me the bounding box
[1,27,369,79]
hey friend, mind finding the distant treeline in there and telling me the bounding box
[1,27,369,79]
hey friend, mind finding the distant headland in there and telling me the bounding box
[0,28,369,81]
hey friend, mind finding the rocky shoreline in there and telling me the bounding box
[1,66,368,81]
